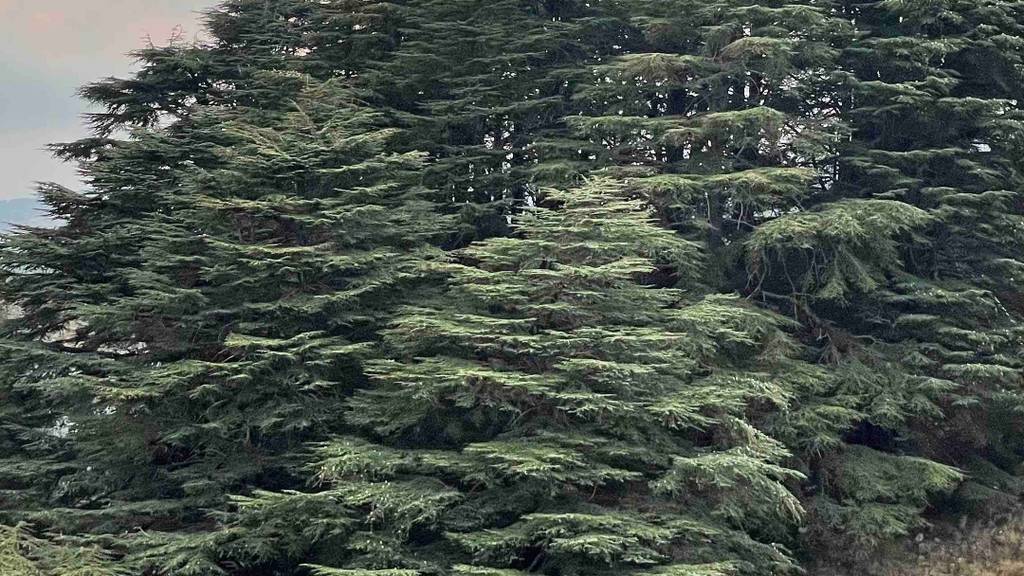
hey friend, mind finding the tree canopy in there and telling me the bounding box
[2,1,1024,575]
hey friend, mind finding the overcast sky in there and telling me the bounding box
[0,1,214,199]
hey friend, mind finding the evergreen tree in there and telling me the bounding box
[377,0,630,209]
[0,70,444,573]
[548,0,1024,562]
[276,177,807,575]
[547,0,881,555]
[561,0,847,245]
[78,1,631,238]
[744,0,1024,561]
[4,0,1024,574]
[0,1,629,574]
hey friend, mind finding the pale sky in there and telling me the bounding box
[0,1,214,199]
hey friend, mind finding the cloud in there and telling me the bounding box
[0,1,214,199]
[26,10,67,34]
[3,1,209,66]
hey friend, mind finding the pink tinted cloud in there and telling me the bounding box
[0,1,213,199]
[5,1,208,64]
[26,10,68,34]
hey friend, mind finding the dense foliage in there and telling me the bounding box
[2,1,1024,575]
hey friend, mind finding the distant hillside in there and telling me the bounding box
[0,197,53,230]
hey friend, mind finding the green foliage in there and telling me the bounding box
[3,0,1024,575]
[288,178,805,574]
[0,523,126,576]
[801,445,963,557]
[748,200,932,302]
[541,0,1024,565]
